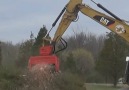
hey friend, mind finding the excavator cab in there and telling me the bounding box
[28,46,59,72]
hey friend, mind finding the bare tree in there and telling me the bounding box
[1,42,19,67]
[66,31,105,60]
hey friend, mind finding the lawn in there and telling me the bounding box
[85,83,121,90]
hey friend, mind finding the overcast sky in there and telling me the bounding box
[0,0,129,44]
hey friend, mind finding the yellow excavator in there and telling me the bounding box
[28,0,129,84]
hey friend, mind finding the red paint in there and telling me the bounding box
[28,45,59,72]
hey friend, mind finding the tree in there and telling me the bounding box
[1,42,19,67]
[31,25,50,56]
[63,52,77,73]
[16,40,33,68]
[16,25,50,68]
[66,32,105,60]
[58,31,104,82]
[96,32,129,87]
[72,48,94,75]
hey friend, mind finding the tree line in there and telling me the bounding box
[0,25,129,89]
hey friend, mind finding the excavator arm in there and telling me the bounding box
[52,0,82,42]
[52,0,129,43]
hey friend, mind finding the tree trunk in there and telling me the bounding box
[113,76,117,87]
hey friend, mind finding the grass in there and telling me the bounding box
[85,83,121,90]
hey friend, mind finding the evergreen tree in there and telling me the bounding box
[16,25,50,68]
[31,25,50,56]
[96,32,129,87]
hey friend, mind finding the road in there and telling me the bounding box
[120,87,129,90]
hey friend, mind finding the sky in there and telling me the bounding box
[0,0,129,44]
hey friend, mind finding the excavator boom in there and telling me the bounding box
[52,0,129,43]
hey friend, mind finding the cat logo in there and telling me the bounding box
[93,15,115,26]
[100,17,109,25]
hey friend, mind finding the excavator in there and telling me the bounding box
[28,0,129,84]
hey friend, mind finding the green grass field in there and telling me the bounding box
[85,83,121,90]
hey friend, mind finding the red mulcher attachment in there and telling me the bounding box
[28,45,59,72]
